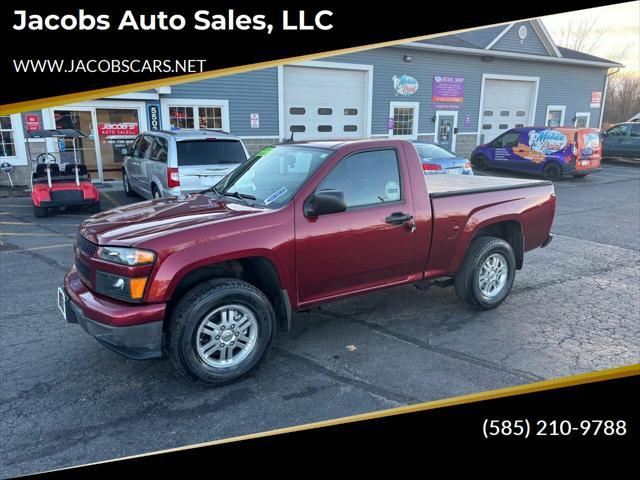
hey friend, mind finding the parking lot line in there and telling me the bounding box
[0,221,33,225]
[0,204,32,208]
[0,232,69,237]
[1,243,73,253]
[101,191,121,208]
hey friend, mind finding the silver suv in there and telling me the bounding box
[122,130,248,199]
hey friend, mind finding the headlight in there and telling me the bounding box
[99,246,156,266]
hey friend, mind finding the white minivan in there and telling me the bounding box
[122,130,249,199]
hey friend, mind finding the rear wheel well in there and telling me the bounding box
[167,257,290,330]
[473,220,523,269]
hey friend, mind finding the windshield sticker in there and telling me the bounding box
[384,181,400,201]
[255,146,275,159]
[264,187,288,205]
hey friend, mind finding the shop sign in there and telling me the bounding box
[392,75,419,96]
[432,76,464,104]
[250,113,260,128]
[590,91,602,108]
[147,104,161,130]
[25,114,40,131]
[97,122,139,136]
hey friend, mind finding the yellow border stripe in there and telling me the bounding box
[56,363,638,471]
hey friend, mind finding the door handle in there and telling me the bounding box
[385,212,413,225]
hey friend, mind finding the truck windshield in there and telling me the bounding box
[215,145,333,208]
[177,140,247,165]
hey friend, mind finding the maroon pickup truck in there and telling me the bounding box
[59,139,555,384]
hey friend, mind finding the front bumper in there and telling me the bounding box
[40,198,98,208]
[63,269,165,360]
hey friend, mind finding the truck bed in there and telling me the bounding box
[427,174,551,198]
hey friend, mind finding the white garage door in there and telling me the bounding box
[481,78,536,143]
[283,65,367,141]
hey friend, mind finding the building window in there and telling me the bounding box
[500,111,509,117]
[546,105,566,127]
[389,102,419,138]
[290,125,306,132]
[164,100,228,132]
[198,107,222,129]
[344,125,358,132]
[318,125,332,132]
[318,108,333,115]
[574,112,590,128]
[483,111,494,117]
[290,107,305,115]
[169,107,195,129]
[344,108,358,116]
[0,115,16,157]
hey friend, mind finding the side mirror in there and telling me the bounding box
[304,189,347,217]
[120,147,129,156]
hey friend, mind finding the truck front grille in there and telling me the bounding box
[76,234,98,257]
[75,258,91,281]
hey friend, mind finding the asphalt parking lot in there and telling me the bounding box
[2,164,639,475]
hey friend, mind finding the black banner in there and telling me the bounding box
[0,0,624,105]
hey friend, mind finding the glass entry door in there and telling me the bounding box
[53,109,100,180]
[95,108,140,182]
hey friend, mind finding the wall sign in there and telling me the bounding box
[432,76,464,109]
[392,74,419,96]
[97,122,139,136]
[464,115,471,127]
[250,113,260,128]
[147,104,161,131]
[25,114,40,131]
[387,117,395,130]
[590,91,602,108]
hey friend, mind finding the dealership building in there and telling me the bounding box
[2,19,621,185]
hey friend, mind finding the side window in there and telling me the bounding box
[630,124,640,137]
[137,136,153,158]
[129,136,141,156]
[606,125,629,137]
[318,149,402,208]
[148,138,168,163]
[493,132,519,148]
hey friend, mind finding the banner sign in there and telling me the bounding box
[590,91,602,108]
[432,75,464,104]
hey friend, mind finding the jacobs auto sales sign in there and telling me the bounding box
[97,122,139,136]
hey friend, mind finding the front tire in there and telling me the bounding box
[472,154,489,171]
[169,278,276,385]
[455,236,516,310]
[543,162,563,181]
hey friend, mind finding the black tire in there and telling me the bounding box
[454,236,516,310]
[572,173,588,179]
[543,162,563,181]
[33,205,47,218]
[123,171,136,197]
[168,278,276,385]
[472,154,489,171]
[152,185,162,199]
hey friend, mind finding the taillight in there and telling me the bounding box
[422,163,443,172]
[167,167,180,188]
[572,143,578,157]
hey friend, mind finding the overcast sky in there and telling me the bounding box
[541,1,639,75]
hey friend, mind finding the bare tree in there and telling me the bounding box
[603,76,640,126]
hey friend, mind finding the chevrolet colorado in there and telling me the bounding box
[59,139,556,384]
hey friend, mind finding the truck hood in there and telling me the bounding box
[80,193,265,246]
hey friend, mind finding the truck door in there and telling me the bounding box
[294,147,423,305]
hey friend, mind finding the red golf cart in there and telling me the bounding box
[28,129,100,218]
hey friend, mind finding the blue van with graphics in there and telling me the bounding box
[470,126,602,180]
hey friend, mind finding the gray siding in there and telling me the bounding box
[325,46,607,138]
[167,68,279,137]
[491,21,550,56]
